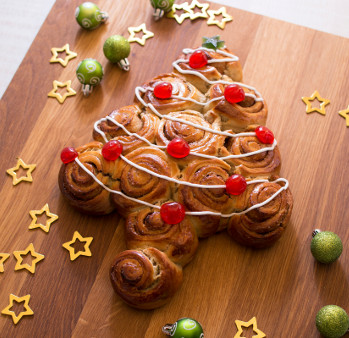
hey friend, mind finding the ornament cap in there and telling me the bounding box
[162,323,173,336]
[153,8,164,20]
[312,229,321,238]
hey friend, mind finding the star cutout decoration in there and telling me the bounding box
[50,43,77,67]
[302,90,330,115]
[234,317,266,338]
[29,203,59,233]
[1,294,34,325]
[207,7,233,30]
[62,231,93,261]
[128,23,154,46]
[167,2,193,24]
[48,80,77,104]
[13,243,45,274]
[202,35,225,50]
[338,105,349,127]
[188,0,209,20]
[0,253,10,273]
[6,158,36,186]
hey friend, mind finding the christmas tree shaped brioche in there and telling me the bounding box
[59,37,293,309]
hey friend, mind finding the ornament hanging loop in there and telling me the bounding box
[100,11,109,23]
[82,84,93,97]
[162,323,174,336]
[153,8,164,21]
[118,58,130,71]
[312,229,321,238]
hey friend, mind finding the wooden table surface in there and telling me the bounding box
[1,0,348,336]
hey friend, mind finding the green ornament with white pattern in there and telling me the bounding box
[75,2,108,30]
[162,318,204,338]
[150,0,175,20]
[76,58,103,96]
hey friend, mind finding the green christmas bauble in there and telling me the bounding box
[76,59,104,86]
[75,2,106,30]
[163,318,204,338]
[150,0,175,12]
[316,305,349,338]
[103,35,131,63]
[311,231,343,264]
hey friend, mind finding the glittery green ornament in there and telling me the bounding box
[103,35,130,71]
[316,305,349,338]
[76,58,104,96]
[75,2,108,30]
[150,0,175,20]
[311,230,343,264]
[162,318,204,338]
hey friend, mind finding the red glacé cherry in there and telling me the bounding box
[189,50,208,69]
[160,202,186,224]
[167,137,190,158]
[255,126,274,144]
[102,140,123,161]
[224,84,245,104]
[225,174,247,195]
[154,82,173,99]
[61,147,78,164]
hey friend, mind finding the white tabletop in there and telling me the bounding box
[1,0,348,98]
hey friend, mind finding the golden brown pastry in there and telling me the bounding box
[111,146,179,217]
[125,207,199,266]
[225,125,281,178]
[110,248,183,309]
[204,83,268,131]
[176,158,235,237]
[138,73,206,114]
[59,142,119,215]
[174,47,243,93]
[93,105,160,155]
[227,178,293,248]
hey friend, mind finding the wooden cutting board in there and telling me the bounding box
[1,0,348,336]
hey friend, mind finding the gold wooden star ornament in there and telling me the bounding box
[234,317,266,338]
[6,158,36,186]
[29,203,59,233]
[338,105,349,127]
[0,253,10,273]
[128,23,154,46]
[50,44,77,67]
[188,0,209,20]
[62,231,93,261]
[207,7,233,29]
[13,243,45,274]
[1,294,34,325]
[48,80,76,104]
[167,2,193,24]
[302,90,330,115]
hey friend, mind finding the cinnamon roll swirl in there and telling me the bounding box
[93,105,160,155]
[225,126,281,178]
[125,208,199,266]
[110,248,183,309]
[227,178,293,248]
[138,73,206,114]
[174,47,243,93]
[58,142,119,215]
[204,83,268,131]
[176,159,234,237]
[111,147,180,216]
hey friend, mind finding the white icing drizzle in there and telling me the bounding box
[75,157,288,217]
[86,46,287,217]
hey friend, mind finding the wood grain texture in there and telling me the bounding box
[0,0,348,337]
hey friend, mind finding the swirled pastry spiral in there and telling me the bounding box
[125,208,199,266]
[139,73,206,114]
[227,178,293,248]
[59,142,119,215]
[204,83,268,131]
[174,47,243,93]
[110,248,183,309]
